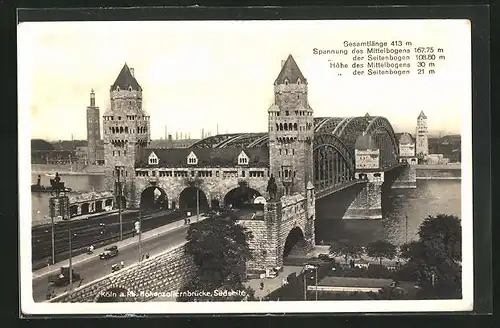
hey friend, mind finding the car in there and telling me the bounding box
[48,267,81,287]
[99,245,119,259]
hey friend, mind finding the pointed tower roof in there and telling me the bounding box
[418,111,427,119]
[110,63,141,91]
[274,54,307,85]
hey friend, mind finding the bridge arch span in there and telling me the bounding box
[283,226,307,258]
[223,185,262,209]
[364,116,399,168]
[140,186,168,210]
[313,133,356,191]
[178,186,209,213]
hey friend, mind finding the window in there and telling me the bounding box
[238,151,249,165]
[187,151,198,165]
[242,170,246,177]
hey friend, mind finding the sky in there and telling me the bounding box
[18,20,471,141]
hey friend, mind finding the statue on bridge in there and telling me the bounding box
[266,174,278,201]
[50,172,66,197]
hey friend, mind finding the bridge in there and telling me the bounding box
[42,56,421,303]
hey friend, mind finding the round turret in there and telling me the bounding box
[355,133,376,150]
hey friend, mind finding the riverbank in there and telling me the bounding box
[415,163,461,170]
[32,164,105,176]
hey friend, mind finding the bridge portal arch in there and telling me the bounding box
[140,186,168,210]
[283,226,308,259]
[94,287,130,302]
[178,187,209,213]
[223,185,262,209]
[313,133,356,191]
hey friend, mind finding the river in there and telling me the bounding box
[30,174,461,246]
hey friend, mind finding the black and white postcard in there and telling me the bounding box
[19,18,472,314]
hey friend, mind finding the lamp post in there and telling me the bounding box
[68,226,73,292]
[116,167,123,241]
[136,211,143,262]
[196,188,200,222]
[50,215,55,265]
[405,215,408,245]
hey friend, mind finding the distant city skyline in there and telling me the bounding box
[19,20,469,141]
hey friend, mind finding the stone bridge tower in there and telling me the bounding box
[86,89,101,165]
[416,110,429,159]
[268,54,315,197]
[103,64,150,208]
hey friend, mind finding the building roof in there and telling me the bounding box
[417,111,427,119]
[319,276,393,288]
[110,63,141,91]
[275,54,307,85]
[397,132,415,144]
[354,133,375,150]
[137,147,269,168]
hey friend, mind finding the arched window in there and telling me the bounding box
[116,86,120,91]
[279,123,283,131]
[294,123,298,130]
[128,86,132,91]
[276,123,279,131]
[120,127,124,133]
[297,78,301,84]
[289,123,293,130]
[284,170,288,177]
[125,127,128,133]
[284,124,288,131]
[284,79,289,85]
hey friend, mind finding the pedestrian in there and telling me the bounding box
[187,218,191,224]
[145,254,149,259]
[260,281,264,290]
[120,260,124,268]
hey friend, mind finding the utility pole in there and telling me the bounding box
[140,211,142,262]
[196,188,200,222]
[405,215,408,245]
[68,226,73,292]
[51,215,55,264]
[117,167,123,241]
[303,272,307,301]
[315,266,318,301]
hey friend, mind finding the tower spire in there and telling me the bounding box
[90,89,95,107]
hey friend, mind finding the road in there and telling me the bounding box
[32,223,190,302]
[32,209,184,268]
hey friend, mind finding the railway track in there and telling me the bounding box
[31,210,183,269]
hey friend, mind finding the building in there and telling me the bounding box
[86,89,102,164]
[268,54,315,196]
[397,132,416,158]
[415,111,429,158]
[102,63,151,205]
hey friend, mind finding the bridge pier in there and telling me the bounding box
[343,172,383,220]
[392,160,417,189]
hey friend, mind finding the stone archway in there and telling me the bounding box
[140,186,168,210]
[69,205,78,217]
[81,203,90,215]
[94,287,130,302]
[179,187,209,213]
[283,227,308,259]
[95,200,103,212]
[223,186,261,209]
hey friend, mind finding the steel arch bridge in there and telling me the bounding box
[190,115,400,197]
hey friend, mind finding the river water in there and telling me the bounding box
[30,174,461,245]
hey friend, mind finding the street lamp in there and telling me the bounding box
[115,167,124,241]
[196,188,200,222]
[50,215,55,265]
[303,264,318,301]
[68,225,74,292]
[135,211,143,262]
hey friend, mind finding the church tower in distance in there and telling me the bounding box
[86,89,101,165]
[103,64,150,208]
[268,54,314,196]
[416,110,429,158]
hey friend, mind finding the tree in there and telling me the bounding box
[418,214,461,262]
[177,215,255,302]
[395,214,462,299]
[366,240,397,266]
[329,240,364,265]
